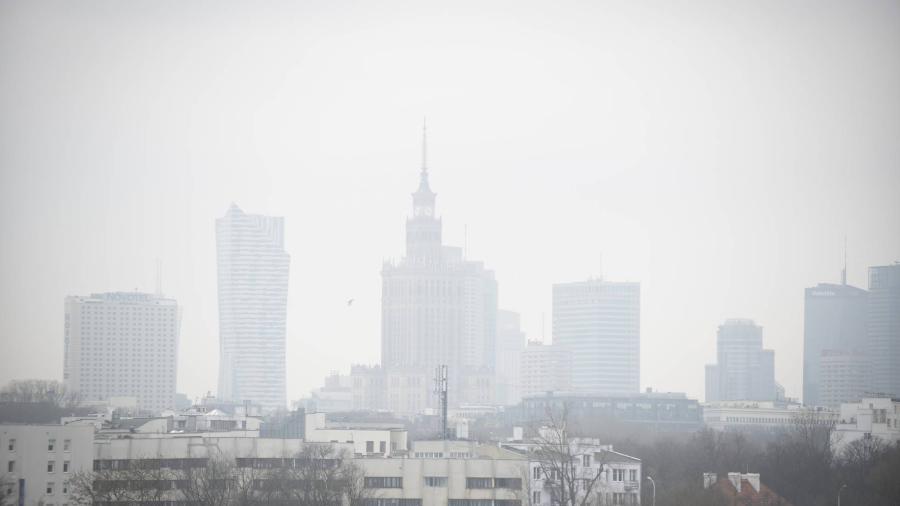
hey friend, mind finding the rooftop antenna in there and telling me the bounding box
[841,235,847,285]
[433,365,448,439]
[155,258,163,296]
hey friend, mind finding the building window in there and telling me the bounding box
[63,461,70,473]
[364,477,402,488]
[533,466,541,479]
[7,461,14,473]
[7,439,14,452]
[360,500,422,506]
[629,469,637,482]
[63,439,71,452]
[47,482,55,494]
[366,441,374,453]
[424,476,447,487]
[495,478,522,490]
[48,461,55,473]
[380,441,386,454]
[583,454,591,467]
[532,491,541,503]
[466,477,493,489]
[48,439,56,451]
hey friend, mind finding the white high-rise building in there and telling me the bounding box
[705,319,776,402]
[552,279,640,395]
[867,263,900,398]
[63,292,180,413]
[496,310,526,406]
[520,340,572,399]
[216,204,290,411]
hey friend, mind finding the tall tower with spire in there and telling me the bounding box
[377,124,498,413]
[406,123,442,260]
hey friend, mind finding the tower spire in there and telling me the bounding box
[421,116,428,172]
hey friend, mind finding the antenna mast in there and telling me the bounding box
[841,235,847,285]
[433,365,448,439]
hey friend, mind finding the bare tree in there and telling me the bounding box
[530,404,607,506]
[0,379,82,408]
[181,454,247,506]
[67,462,176,506]
[265,444,369,506]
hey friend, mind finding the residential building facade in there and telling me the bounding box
[501,438,641,506]
[0,424,95,506]
[832,397,900,454]
[64,291,180,413]
[357,440,528,506]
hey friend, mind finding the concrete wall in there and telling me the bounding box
[0,424,95,506]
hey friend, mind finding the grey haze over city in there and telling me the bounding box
[2,0,899,407]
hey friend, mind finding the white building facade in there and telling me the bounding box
[216,204,290,411]
[702,401,837,431]
[552,279,640,396]
[357,440,529,506]
[304,412,409,457]
[496,310,526,406]
[64,291,180,413]
[520,341,572,399]
[503,438,641,506]
[0,424,95,506]
[832,397,900,454]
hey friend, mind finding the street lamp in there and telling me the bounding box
[838,484,847,506]
[646,475,656,506]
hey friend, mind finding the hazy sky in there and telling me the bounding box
[1,0,898,404]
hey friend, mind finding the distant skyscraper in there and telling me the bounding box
[552,279,640,395]
[820,349,868,408]
[380,127,498,410]
[867,263,900,398]
[520,340,572,399]
[64,292,180,413]
[802,282,867,407]
[216,204,290,411]
[496,310,525,406]
[705,319,776,402]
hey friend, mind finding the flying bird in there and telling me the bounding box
[347,298,355,306]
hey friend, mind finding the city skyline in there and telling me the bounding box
[1,0,898,405]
